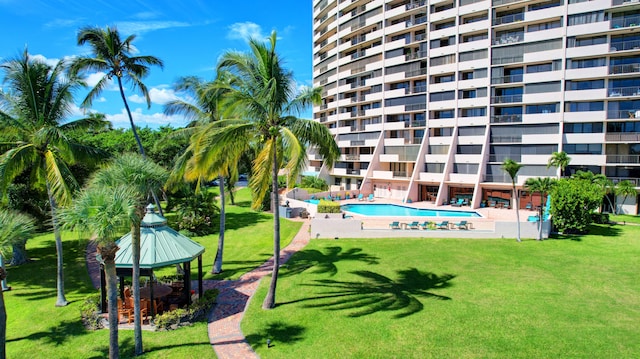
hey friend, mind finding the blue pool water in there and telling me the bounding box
[304,199,320,204]
[341,204,481,217]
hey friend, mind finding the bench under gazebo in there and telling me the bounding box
[98,204,205,317]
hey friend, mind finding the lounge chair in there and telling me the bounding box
[453,220,468,230]
[357,193,364,201]
[407,221,420,230]
[452,198,464,207]
[525,202,533,210]
[419,221,431,230]
[389,221,401,229]
[367,194,374,202]
[435,220,449,230]
[488,200,496,208]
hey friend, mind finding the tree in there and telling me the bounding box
[550,178,603,234]
[164,75,237,274]
[0,50,108,306]
[547,151,571,178]
[214,31,340,308]
[572,171,614,213]
[0,210,36,290]
[524,177,556,240]
[89,153,168,356]
[502,159,524,242]
[59,185,138,359]
[70,26,163,157]
[615,180,637,214]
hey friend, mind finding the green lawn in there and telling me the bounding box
[4,187,301,358]
[242,224,640,358]
[610,213,640,225]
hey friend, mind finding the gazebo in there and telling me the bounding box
[99,204,206,317]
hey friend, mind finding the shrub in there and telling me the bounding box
[154,288,219,331]
[317,200,341,214]
[591,212,610,224]
[80,293,104,330]
[301,176,328,190]
[550,178,603,234]
[175,190,219,236]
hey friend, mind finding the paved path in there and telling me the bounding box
[85,218,311,358]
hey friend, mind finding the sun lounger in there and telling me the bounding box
[407,221,420,230]
[357,193,364,201]
[367,194,374,202]
[435,221,449,230]
[419,221,431,230]
[453,220,468,230]
[452,198,464,207]
[389,221,401,229]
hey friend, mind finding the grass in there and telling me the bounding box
[609,213,640,225]
[5,187,301,358]
[242,224,640,358]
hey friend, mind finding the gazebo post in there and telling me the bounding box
[198,255,203,299]
[119,276,125,300]
[149,269,155,318]
[184,261,192,305]
[100,264,107,313]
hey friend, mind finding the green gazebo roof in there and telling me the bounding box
[115,204,205,269]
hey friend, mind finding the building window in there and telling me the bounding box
[564,122,603,133]
[564,144,602,155]
[460,107,486,117]
[567,11,605,26]
[565,102,604,112]
[430,91,455,102]
[565,79,605,91]
[526,103,559,114]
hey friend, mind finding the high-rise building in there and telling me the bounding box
[311,0,640,213]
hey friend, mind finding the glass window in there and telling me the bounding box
[430,91,455,102]
[566,79,605,90]
[565,102,604,112]
[526,103,559,114]
[564,144,602,154]
[564,122,603,133]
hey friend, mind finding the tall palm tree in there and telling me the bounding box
[70,26,163,157]
[502,159,524,242]
[547,151,571,178]
[164,75,236,274]
[213,31,340,308]
[0,50,108,306]
[615,180,637,214]
[59,185,138,359]
[524,177,555,240]
[0,209,36,291]
[89,153,168,356]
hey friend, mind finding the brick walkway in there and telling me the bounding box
[85,218,311,358]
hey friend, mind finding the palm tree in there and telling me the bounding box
[547,151,571,178]
[59,185,138,359]
[615,180,637,214]
[164,75,236,274]
[0,50,108,306]
[70,26,163,157]
[214,31,340,308]
[0,209,36,291]
[524,177,555,240]
[502,159,524,242]
[89,153,168,356]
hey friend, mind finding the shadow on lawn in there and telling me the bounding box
[279,268,455,318]
[551,224,622,241]
[223,211,270,231]
[207,258,270,280]
[7,319,86,345]
[281,246,379,277]
[245,321,306,350]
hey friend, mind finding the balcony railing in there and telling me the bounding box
[493,34,523,45]
[483,174,511,183]
[351,140,365,146]
[345,154,360,161]
[610,39,640,52]
[492,135,522,143]
[606,154,640,163]
[491,114,522,123]
[608,110,640,119]
[608,177,640,186]
[493,13,524,26]
[606,132,640,141]
[610,63,640,74]
[347,169,362,175]
[411,119,426,127]
[492,0,521,6]
[491,74,523,84]
[611,15,640,29]
[405,68,427,77]
[393,171,408,178]
[406,103,427,111]
[491,94,523,104]
[608,86,640,97]
[488,155,521,162]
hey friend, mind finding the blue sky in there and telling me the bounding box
[0,0,313,128]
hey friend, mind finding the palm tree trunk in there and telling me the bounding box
[212,175,225,274]
[262,144,280,309]
[131,221,143,356]
[47,183,68,306]
[102,254,120,359]
[116,77,164,217]
[0,268,6,359]
[10,241,28,266]
[0,257,8,292]
[513,185,521,242]
[538,194,544,241]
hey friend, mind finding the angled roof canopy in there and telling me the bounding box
[115,204,205,269]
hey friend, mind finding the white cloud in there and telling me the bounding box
[227,22,265,41]
[128,87,179,105]
[115,21,190,35]
[96,96,107,103]
[105,108,188,129]
[29,54,59,67]
[85,72,110,88]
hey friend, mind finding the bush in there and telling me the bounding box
[591,212,610,224]
[154,288,219,331]
[80,294,104,330]
[550,178,603,234]
[175,190,219,236]
[317,200,341,214]
[301,176,328,190]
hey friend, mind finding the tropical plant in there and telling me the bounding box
[550,178,603,234]
[301,176,328,190]
[0,266,5,359]
[164,75,236,274]
[174,190,218,236]
[524,177,555,240]
[0,50,108,306]
[0,209,36,290]
[614,180,637,214]
[213,31,340,308]
[547,151,571,178]
[59,184,138,359]
[572,171,614,213]
[88,153,168,356]
[501,159,524,242]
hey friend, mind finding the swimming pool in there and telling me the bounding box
[304,199,320,204]
[341,204,481,217]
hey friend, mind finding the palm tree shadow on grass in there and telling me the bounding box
[281,246,379,277]
[280,268,455,318]
[222,211,270,231]
[7,319,86,345]
[245,321,306,350]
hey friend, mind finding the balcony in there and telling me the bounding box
[490,94,523,104]
[493,13,524,26]
[608,177,640,186]
[606,132,640,141]
[610,63,640,74]
[608,86,640,97]
[611,15,640,29]
[393,171,409,178]
[607,154,640,163]
[491,74,523,85]
[491,135,522,143]
[493,34,523,46]
[610,39,640,52]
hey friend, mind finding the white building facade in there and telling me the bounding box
[311,0,640,213]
